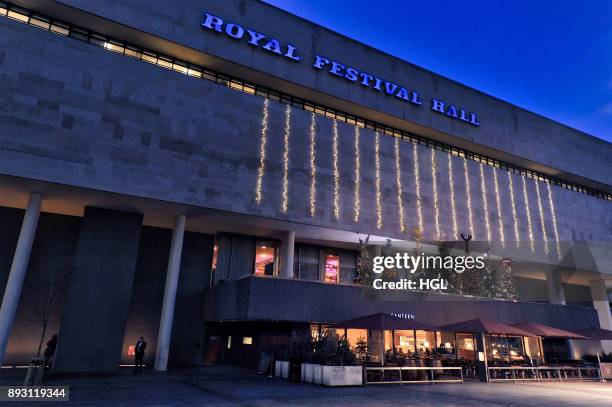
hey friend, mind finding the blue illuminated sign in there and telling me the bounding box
[201,12,480,127]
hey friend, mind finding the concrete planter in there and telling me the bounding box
[275,360,290,379]
[313,364,323,385]
[302,363,313,383]
[321,365,363,386]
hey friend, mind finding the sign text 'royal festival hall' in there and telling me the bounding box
[201,12,480,127]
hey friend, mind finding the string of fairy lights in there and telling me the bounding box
[507,172,521,249]
[394,138,406,233]
[254,98,269,205]
[281,104,291,213]
[493,168,505,248]
[253,101,567,253]
[332,121,341,220]
[353,127,361,223]
[374,132,383,229]
[431,149,441,240]
[448,155,458,240]
[309,112,317,217]
[534,179,549,255]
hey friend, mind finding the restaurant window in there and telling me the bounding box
[242,337,253,345]
[393,330,415,357]
[254,240,278,276]
[456,333,475,360]
[346,329,368,349]
[507,336,525,362]
[310,324,320,340]
[324,250,339,283]
[415,330,436,357]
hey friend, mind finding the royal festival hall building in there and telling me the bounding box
[0,0,611,373]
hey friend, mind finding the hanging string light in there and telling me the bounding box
[507,171,520,249]
[332,121,341,220]
[448,154,458,240]
[375,132,383,229]
[534,179,549,255]
[354,126,361,222]
[281,104,291,213]
[254,98,269,204]
[463,158,474,237]
[546,181,562,259]
[479,163,492,242]
[413,142,423,232]
[394,138,405,232]
[431,148,440,240]
[309,112,317,217]
[521,176,535,252]
[492,168,505,248]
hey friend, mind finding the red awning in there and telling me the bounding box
[574,327,612,341]
[511,321,588,339]
[439,318,536,337]
[334,313,438,331]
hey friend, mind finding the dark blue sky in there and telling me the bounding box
[265,0,612,143]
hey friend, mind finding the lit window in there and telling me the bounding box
[254,241,277,276]
[324,251,339,283]
[211,245,218,271]
[227,336,232,349]
[242,337,253,345]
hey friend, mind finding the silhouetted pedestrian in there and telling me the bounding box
[43,334,57,369]
[134,337,147,373]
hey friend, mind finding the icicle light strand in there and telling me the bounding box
[534,179,549,254]
[463,159,474,237]
[507,172,520,249]
[479,163,492,242]
[521,176,535,252]
[493,169,505,248]
[354,127,361,222]
[254,98,269,204]
[448,154,458,240]
[413,143,423,232]
[332,121,341,220]
[546,181,562,259]
[308,112,317,217]
[431,149,440,240]
[281,104,291,212]
[375,132,383,229]
[394,138,405,232]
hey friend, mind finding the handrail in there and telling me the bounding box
[365,366,463,384]
[488,366,601,382]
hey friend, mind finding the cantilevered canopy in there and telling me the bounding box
[439,318,535,337]
[335,313,438,331]
[511,321,588,339]
[574,327,612,341]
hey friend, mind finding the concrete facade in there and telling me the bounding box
[0,0,610,370]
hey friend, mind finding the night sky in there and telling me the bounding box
[264,0,612,143]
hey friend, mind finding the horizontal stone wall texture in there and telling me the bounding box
[0,16,610,267]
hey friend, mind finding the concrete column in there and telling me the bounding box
[279,231,295,278]
[590,278,612,353]
[0,192,42,368]
[154,214,186,371]
[544,269,566,305]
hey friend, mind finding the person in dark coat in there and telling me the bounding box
[134,337,147,372]
[43,334,58,369]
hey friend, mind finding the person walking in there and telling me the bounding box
[43,334,58,369]
[134,337,147,373]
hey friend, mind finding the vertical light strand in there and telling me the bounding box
[332,121,340,220]
[308,112,317,217]
[479,163,492,242]
[448,154,458,240]
[534,179,549,254]
[507,172,520,249]
[254,98,269,204]
[394,138,405,232]
[463,159,474,236]
[431,149,440,240]
[546,182,562,259]
[413,143,423,232]
[281,104,291,212]
[492,169,505,248]
[374,132,383,229]
[521,176,535,252]
[353,126,361,222]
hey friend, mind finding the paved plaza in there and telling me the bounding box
[1,365,611,406]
